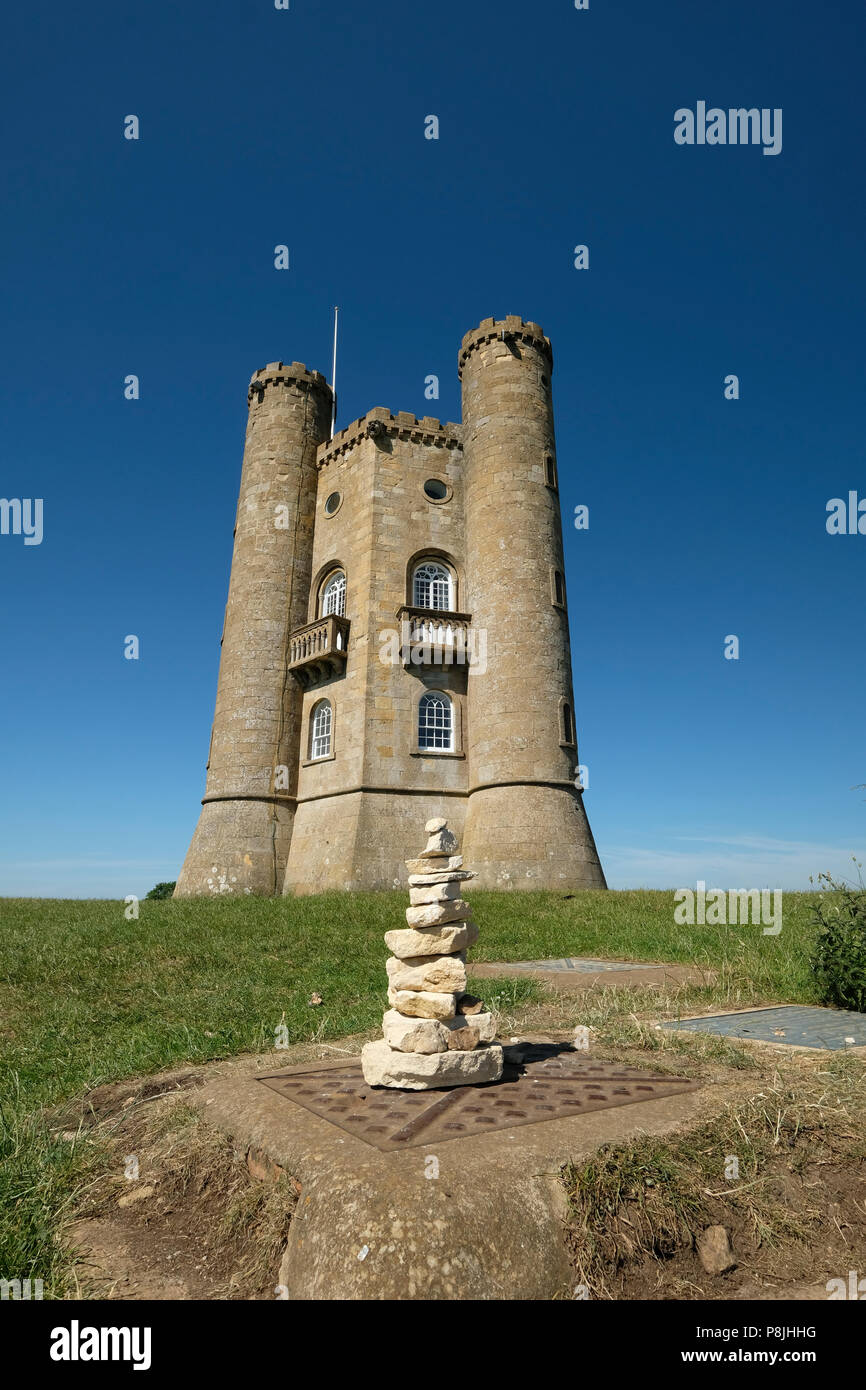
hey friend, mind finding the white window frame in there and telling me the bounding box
[310,700,332,759]
[321,571,346,618]
[418,691,454,752]
[413,561,452,612]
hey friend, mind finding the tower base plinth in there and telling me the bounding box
[463,784,606,892]
[174,797,294,897]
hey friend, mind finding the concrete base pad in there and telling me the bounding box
[192,1049,708,1299]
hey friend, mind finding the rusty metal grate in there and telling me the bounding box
[257,1045,697,1151]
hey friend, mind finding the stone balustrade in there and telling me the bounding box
[288,613,350,684]
[396,606,473,666]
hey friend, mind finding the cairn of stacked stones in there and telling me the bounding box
[361,818,504,1089]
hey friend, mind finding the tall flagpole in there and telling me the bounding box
[330,305,339,439]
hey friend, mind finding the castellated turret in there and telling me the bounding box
[459,318,606,889]
[175,319,606,897]
[175,362,333,897]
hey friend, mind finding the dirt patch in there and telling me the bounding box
[563,1053,866,1301]
[84,1072,204,1121]
[52,1068,204,1134]
[585,1158,866,1301]
[58,1038,383,1300]
[66,1095,300,1300]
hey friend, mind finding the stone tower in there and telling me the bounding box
[459,318,605,889]
[175,319,606,897]
[175,362,333,897]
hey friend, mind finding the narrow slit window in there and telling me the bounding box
[561,701,574,745]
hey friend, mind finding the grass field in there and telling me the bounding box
[0,888,828,1295]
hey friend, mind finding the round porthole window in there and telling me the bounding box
[423,478,450,502]
[324,491,342,516]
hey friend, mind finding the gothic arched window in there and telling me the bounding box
[310,699,332,759]
[413,561,452,612]
[418,691,453,751]
[320,570,346,618]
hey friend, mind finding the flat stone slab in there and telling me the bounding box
[661,1004,866,1051]
[472,957,705,992]
[259,1045,698,1151]
[504,956,668,972]
[359,1038,504,1090]
[194,1046,707,1299]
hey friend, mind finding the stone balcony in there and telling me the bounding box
[288,613,350,686]
[396,606,474,668]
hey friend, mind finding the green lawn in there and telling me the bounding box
[0,888,825,1294]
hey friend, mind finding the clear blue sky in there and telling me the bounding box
[1,0,863,897]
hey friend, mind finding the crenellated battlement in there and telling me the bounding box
[317,407,462,468]
[457,316,552,378]
[248,361,333,405]
[176,314,606,902]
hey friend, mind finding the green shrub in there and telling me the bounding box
[145,881,176,901]
[810,872,866,1012]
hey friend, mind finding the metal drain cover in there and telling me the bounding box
[662,1005,866,1050]
[258,1045,698,1151]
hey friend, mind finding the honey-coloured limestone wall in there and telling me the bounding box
[283,413,468,893]
[459,318,606,889]
[175,363,333,897]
